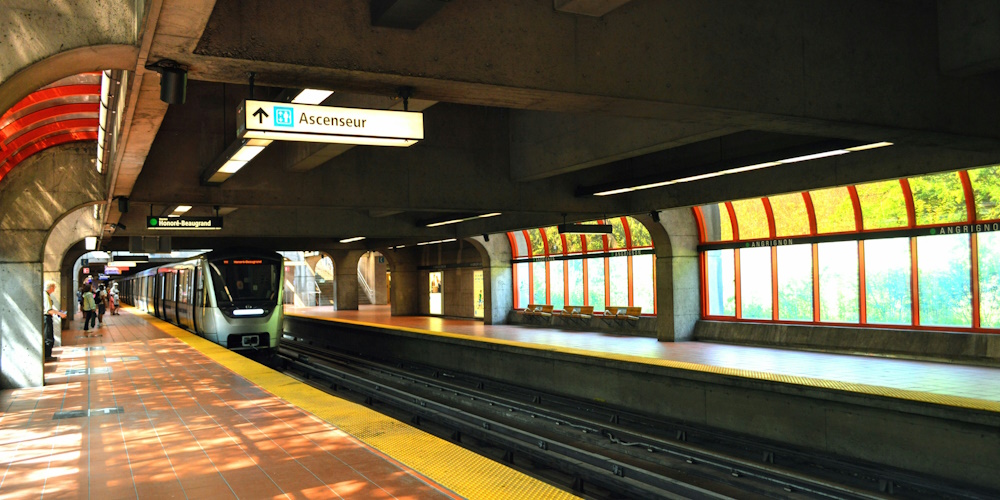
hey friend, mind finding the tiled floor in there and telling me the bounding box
[0,311,459,499]
[287,305,1000,406]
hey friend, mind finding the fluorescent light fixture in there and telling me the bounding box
[339,236,365,243]
[204,138,272,184]
[84,236,97,250]
[168,205,192,217]
[291,89,334,105]
[417,238,457,246]
[106,260,137,267]
[779,149,849,164]
[242,130,418,147]
[425,212,501,227]
[845,141,893,152]
[592,142,892,196]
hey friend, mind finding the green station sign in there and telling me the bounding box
[147,216,223,230]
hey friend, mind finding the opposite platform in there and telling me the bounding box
[285,305,1000,413]
[0,309,576,499]
[284,305,1000,491]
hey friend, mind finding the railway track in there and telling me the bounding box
[276,337,993,500]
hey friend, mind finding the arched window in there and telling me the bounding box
[694,164,1000,333]
[509,216,656,315]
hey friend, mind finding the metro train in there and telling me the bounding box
[118,248,284,353]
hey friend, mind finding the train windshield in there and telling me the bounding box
[208,257,280,306]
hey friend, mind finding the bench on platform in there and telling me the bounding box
[601,306,641,326]
[562,305,594,325]
[522,304,554,322]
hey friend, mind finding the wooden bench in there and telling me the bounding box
[601,306,641,326]
[619,306,642,320]
[521,304,554,322]
[522,303,542,315]
[562,305,594,325]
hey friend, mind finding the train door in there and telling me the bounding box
[152,273,161,318]
[192,266,202,333]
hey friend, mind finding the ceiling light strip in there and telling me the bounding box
[425,212,501,227]
[593,142,892,196]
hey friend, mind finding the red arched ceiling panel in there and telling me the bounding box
[1,103,99,144]
[0,131,99,180]
[0,73,101,185]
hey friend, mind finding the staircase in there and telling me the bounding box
[313,266,335,306]
[358,269,375,305]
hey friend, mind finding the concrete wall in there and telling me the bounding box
[0,263,43,388]
[412,241,484,319]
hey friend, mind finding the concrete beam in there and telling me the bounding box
[553,0,634,17]
[370,0,451,29]
[510,109,739,181]
[177,0,1000,151]
[938,0,1000,76]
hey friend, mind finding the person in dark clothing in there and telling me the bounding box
[81,285,97,332]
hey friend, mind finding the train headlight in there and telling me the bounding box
[232,308,265,316]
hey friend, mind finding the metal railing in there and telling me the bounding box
[357,269,375,304]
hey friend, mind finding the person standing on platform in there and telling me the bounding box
[110,283,120,315]
[96,284,108,327]
[43,281,66,362]
[81,285,97,332]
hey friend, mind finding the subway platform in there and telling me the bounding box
[285,305,1000,492]
[0,309,575,499]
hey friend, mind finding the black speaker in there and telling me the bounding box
[160,67,187,104]
[117,197,129,213]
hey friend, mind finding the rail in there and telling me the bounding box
[357,269,375,304]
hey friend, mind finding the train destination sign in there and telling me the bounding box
[147,216,223,230]
[238,100,423,146]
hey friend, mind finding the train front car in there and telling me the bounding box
[201,250,284,352]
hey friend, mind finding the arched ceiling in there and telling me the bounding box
[0,73,100,183]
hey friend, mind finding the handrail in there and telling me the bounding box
[357,269,375,304]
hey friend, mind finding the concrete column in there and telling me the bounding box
[0,263,44,388]
[386,250,420,316]
[374,253,388,305]
[330,250,365,311]
[469,236,513,325]
[637,209,700,342]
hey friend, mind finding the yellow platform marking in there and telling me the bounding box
[290,312,1000,414]
[143,315,579,500]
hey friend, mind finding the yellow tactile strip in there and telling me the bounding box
[143,315,579,500]
[294,313,1000,414]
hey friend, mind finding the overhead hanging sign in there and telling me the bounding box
[238,100,423,147]
[147,216,223,230]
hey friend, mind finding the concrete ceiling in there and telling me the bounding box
[41,0,1000,252]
